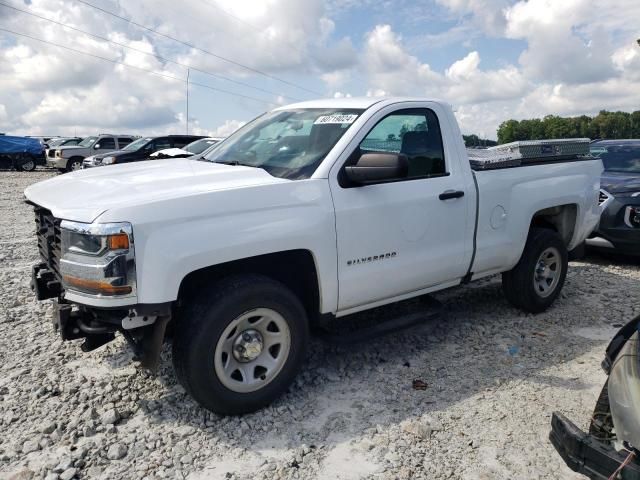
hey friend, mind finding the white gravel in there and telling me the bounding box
[1,169,639,480]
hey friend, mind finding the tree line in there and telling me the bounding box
[496,110,640,144]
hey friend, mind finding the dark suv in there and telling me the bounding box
[587,140,640,255]
[83,135,205,168]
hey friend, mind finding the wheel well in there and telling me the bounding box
[530,204,577,246]
[177,250,320,320]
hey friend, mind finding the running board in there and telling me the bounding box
[318,295,443,344]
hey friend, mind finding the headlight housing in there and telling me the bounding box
[59,221,136,297]
[624,206,640,228]
[55,150,62,157]
[102,156,116,165]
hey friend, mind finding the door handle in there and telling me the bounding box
[439,190,465,201]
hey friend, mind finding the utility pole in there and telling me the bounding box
[186,68,190,135]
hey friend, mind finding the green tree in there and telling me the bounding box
[496,110,640,143]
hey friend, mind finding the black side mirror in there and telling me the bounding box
[345,152,409,185]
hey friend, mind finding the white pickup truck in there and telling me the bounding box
[25,97,603,414]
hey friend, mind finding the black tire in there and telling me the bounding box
[66,157,84,172]
[18,157,36,172]
[502,228,568,313]
[172,274,309,415]
[568,241,587,261]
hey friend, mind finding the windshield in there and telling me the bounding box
[185,138,220,154]
[123,137,152,151]
[591,145,640,173]
[78,136,97,148]
[202,109,363,179]
[47,138,65,147]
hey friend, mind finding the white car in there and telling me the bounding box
[149,137,224,159]
[26,97,602,415]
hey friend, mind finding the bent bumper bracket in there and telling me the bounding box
[550,412,640,480]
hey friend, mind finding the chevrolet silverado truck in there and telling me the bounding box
[25,98,603,415]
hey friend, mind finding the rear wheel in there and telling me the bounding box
[502,228,568,313]
[172,274,309,415]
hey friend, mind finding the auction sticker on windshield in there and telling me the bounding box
[314,114,358,125]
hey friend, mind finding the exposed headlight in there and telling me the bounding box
[102,156,116,165]
[55,150,62,157]
[624,206,640,228]
[59,221,136,297]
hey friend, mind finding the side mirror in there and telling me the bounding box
[94,144,100,149]
[345,152,409,185]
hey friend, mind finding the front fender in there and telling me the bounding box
[105,180,339,313]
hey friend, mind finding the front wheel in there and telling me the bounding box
[172,274,309,415]
[502,228,568,313]
[66,158,84,172]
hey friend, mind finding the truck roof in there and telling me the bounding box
[274,97,451,111]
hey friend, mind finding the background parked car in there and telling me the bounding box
[149,137,224,160]
[83,135,205,168]
[47,137,83,148]
[48,134,137,172]
[585,139,640,256]
[45,137,83,162]
[0,135,45,171]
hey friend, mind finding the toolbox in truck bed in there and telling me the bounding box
[467,138,592,170]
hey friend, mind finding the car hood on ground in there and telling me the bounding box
[601,171,640,195]
[24,159,288,223]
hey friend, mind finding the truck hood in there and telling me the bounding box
[56,145,85,152]
[24,159,288,223]
[601,171,640,195]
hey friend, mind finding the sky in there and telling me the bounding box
[0,0,638,140]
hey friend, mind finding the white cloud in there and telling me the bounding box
[444,51,528,103]
[0,0,639,141]
[211,119,246,137]
[0,104,8,130]
[0,0,360,135]
[363,25,443,96]
[435,0,510,35]
[504,0,617,84]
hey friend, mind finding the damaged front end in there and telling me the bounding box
[29,203,171,371]
[551,314,640,479]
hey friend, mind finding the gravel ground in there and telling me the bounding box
[1,169,639,480]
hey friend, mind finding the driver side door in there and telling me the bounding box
[330,105,472,313]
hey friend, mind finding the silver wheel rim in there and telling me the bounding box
[70,161,82,171]
[22,160,35,171]
[533,247,561,298]
[214,308,291,393]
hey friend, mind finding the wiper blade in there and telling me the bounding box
[216,160,241,166]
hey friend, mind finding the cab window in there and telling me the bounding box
[98,138,116,150]
[151,138,172,152]
[359,108,445,179]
